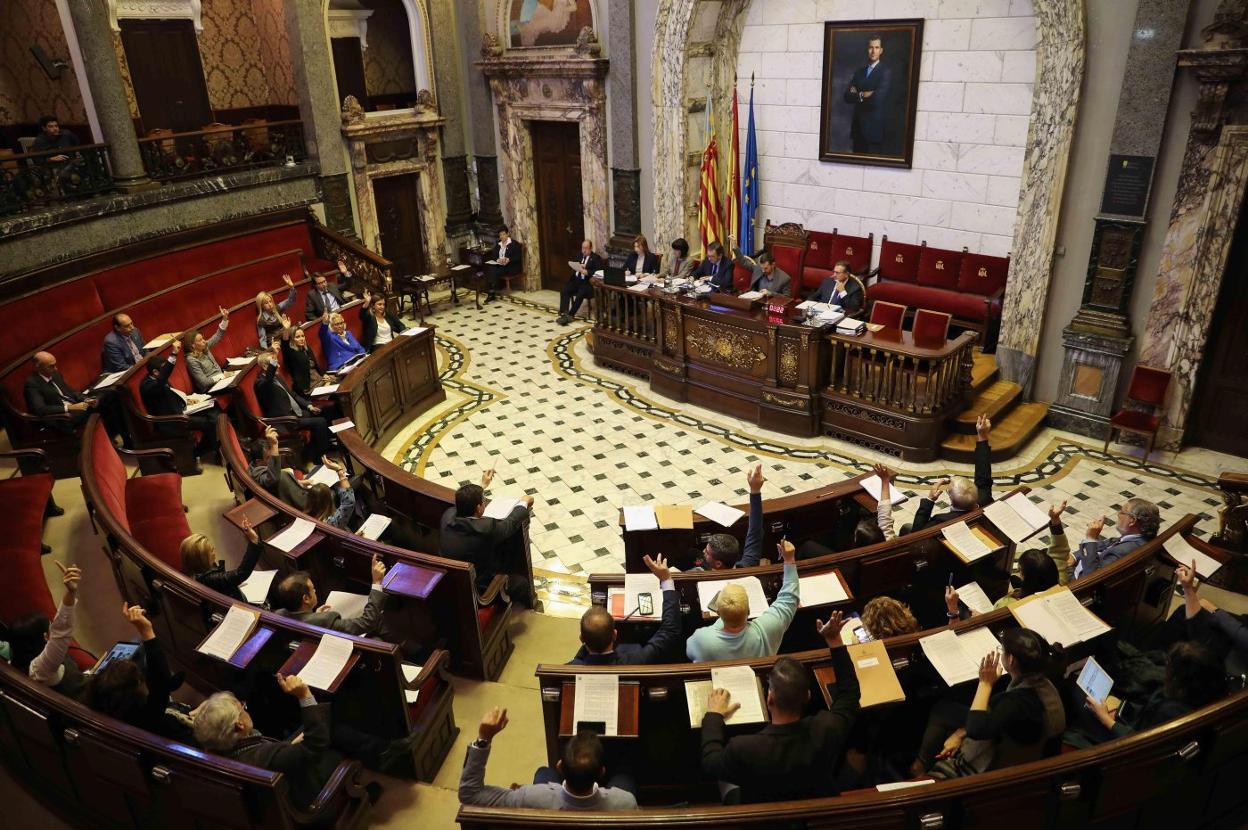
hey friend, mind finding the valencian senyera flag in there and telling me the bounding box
[698,97,726,258]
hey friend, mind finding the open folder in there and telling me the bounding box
[1009,586,1111,647]
[197,605,260,661]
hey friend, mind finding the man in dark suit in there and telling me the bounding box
[557,239,603,325]
[139,343,218,470]
[253,347,333,462]
[571,554,681,665]
[909,415,993,533]
[843,35,892,155]
[248,425,312,511]
[25,350,129,445]
[439,472,534,605]
[305,268,348,321]
[486,226,523,303]
[812,261,865,315]
[101,313,146,373]
[694,242,734,292]
[700,612,860,803]
[272,558,387,636]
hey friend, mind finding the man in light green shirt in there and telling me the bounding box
[686,540,800,662]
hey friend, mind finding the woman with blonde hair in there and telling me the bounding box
[180,520,263,603]
[255,273,296,348]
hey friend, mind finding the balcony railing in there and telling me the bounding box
[0,143,114,216]
[137,119,307,182]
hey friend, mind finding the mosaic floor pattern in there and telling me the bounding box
[383,292,1240,614]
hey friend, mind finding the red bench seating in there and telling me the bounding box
[802,228,875,294]
[867,236,1009,333]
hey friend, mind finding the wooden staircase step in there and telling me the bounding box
[970,350,999,396]
[942,402,1050,463]
[951,379,1023,433]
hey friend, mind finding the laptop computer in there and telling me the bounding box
[603,266,628,286]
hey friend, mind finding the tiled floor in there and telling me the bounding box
[378,290,1242,613]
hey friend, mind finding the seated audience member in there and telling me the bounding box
[31,114,79,162]
[101,313,146,373]
[318,311,366,372]
[624,235,660,275]
[305,268,347,321]
[485,227,523,303]
[686,539,800,662]
[193,673,415,808]
[460,707,638,810]
[731,240,791,296]
[87,604,193,743]
[6,562,86,698]
[180,521,263,603]
[666,237,695,279]
[798,464,889,559]
[572,554,680,665]
[841,596,920,644]
[305,456,356,528]
[280,325,330,399]
[1176,561,1248,671]
[910,415,993,533]
[359,289,404,352]
[557,239,603,325]
[700,613,861,803]
[689,464,766,571]
[248,426,312,511]
[440,470,534,606]
[947,549,1060,622]
[811,261,864,316]
[921,628,1065,778]
[694,241,734,292]
[1069,498,1160,580]
[24,350,129,446]
[255,274,296,349]
[253,347,333,462]
[1074,641,1227,746]
[184,308,231,392]
[139,341,219,469]
[272,556,387,636]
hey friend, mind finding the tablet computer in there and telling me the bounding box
[1076,656,1113,705]
[91,641,141,675]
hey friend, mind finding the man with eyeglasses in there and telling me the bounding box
[25,350,130,446]
[1069,498,1161,580]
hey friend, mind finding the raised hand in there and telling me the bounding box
[976,414,991,441]
[643,553,671,583]
[746,462,765,494]
[371,554,387,584]
[1176,561,1197,593]
[707,687,740,718]
[55,561,81,596]
[171,338,182,355]
[871,462,892,483]
[778,538,796,564]
[241,517,260,545]
[1049,500,1067,522]
[122,602,155,640]
[264,425,280,447]
[321,455,345,473]
[815,611,845,646]
[362,288,371,304]
[479,707,509,741]
[945,584,961,616]
[276,672,311,700]
[929,478,949,502]
[480,465,496,488]
[282,273,294,288]
[978,650,1001,685]
[1086,516,1106,540]
[219,306,230,320]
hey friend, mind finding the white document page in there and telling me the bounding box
[485,259,501,266]
[956,581,995,616]
[329,420,355,433]
[711,665,766,723]
[323,590,369,619]
[623,573,661,619]
[694,501,746,528]
[238,569,277,605]
[1012,588,1111,647]
[482,496,523,520]
[93,370,127,391]
[623,505,658,531]
[401,663,423,703]
[197,605,259,660]
[356,514,392,540]
[573,674,619,736]
[305,465,340,488]
[298,634,354,690]
[310,383,339,396]
[877,780,936,792]
[144,334,173,350]
[226,356,253,369]
[1005,493,1050,533]
[956,627,1004,668]
[567,260,585,273]
[400,327,428,336]
[860,474,906,506]
[451,264,470,271]
[942,521,996,563]
[798,571,849,608]
[984,500,1039,545]
[268,518,316,553]
[696,575,769,619]
[627,282,652,293]
[1163,534,1222,578]
[207,371,239,393]
[920,628,1001,686]
[737,290,764,300]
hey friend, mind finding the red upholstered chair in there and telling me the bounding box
[802,229,838,293]
[829,230,874,276]
[916,245,966,292]
[1104,366,1172,460]
[768,244,805,297]
[912,309,952,344]
[869,301,907,330]
[876,237,923,283]
[733,261,753,292]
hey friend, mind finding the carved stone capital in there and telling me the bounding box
[341,95,367,126]
[574,26,602,57]
[481,31,503,59]
[1177,48,1248,134]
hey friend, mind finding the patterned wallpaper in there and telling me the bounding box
[252,0,297,106]
[0,0,87,127]
[362,0,418,98]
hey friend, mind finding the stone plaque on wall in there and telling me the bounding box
[1101,155,1154,217]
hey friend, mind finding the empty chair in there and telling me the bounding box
[912,308,952,344]
[1104,365,1171,460]
[869,301,906,330]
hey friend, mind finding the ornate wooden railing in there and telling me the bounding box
[137,119,306,182]
[310,219,396,296]
[592,281,661,343]
[0,143,114,215]
[828,330,977,416]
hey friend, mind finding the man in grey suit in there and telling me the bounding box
[273,555,387,635]
[731,238,791,296]
[1069,498,1160,580]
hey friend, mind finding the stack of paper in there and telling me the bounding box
[920,627,1003,686]
[860,474,906,506]
[737,291,764,301]
[144,334,174,350]
[305,465,340,488]
[356,514,392,540]
[323,590,369,619]
[877,780,935,792]
[942,521,1001,564]
[694,501,746,528]
[298,634,354,690]
[1009,586,1111,647]
[627,282,652,293]
[685,665,767,726]
[984,493,1050,544]
[572,674,619,735]
[197,605,261,660]
[655,504,694,529]
[310,383,340,396]
[238,570,278,605]
[798,571,850,607]
[329,420,356,434]
[1163,533,1222,578]
[226,356,253,369]
[93,370,127,391]
[819,309,846,325]
[207,371,240,393]
[268,518,316,552]
[956,581,995,616]
[401,663,423,703]
[451,264,471,271]
[696,576,769,619]
[483,496,524,520]
[623,573,661,619]
[836,318,866,335]
[848,639,906,706]
[622,505,658,531]
[400,327,428,336]
[185,397,217,415]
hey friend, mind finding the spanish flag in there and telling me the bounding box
[698,99,725,258]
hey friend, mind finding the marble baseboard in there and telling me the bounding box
[1046,405,1110,439]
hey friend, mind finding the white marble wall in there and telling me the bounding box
[736,0,1037,260]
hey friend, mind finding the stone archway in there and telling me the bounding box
[651,0,1087,396]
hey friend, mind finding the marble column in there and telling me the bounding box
[605,0,640,260]
[65,0,152,191]
[428,0,472,242]
[458,2,503,234]
[284,0,355,235]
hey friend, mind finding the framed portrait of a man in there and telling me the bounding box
[818,19,924,168]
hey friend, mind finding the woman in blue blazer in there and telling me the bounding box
[318,310,366,371]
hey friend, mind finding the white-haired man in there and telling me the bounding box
[686,539,800,662]
[909,415,994,533]
[1069,498,1160,580]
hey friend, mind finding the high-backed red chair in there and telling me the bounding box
[912,309,952,344]
[869,301,906,330]
[1104,366,1172,460]
[768,244,805,297]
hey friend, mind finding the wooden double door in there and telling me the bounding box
[118,20,212,133]
[531,121,584,291]
[374,173,426,280]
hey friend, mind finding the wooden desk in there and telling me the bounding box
[334,326,444,446]
[558,681,641,737]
